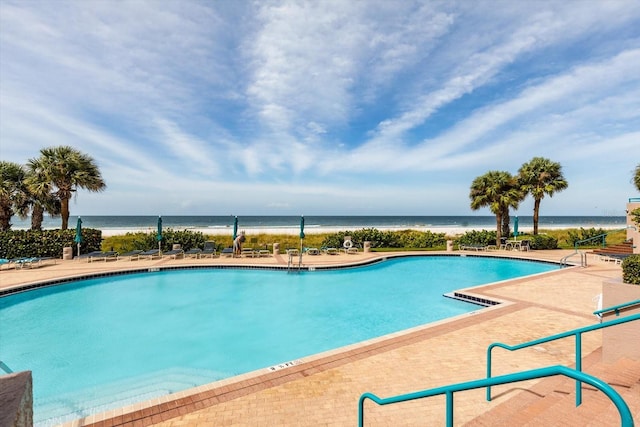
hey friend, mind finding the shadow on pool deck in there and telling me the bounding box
[2,250,627,426]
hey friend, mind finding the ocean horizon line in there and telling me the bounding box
[7,214,629,237]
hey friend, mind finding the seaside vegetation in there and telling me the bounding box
[0,227,627,258]
[97,227,628,254]
[0,146,105,232]
[469,157,568,245]
[622,255,640,285]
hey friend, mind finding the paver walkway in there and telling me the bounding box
[0,250,628,426]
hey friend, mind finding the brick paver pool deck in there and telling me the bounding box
[0,249,626,426]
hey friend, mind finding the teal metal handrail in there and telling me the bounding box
[486,313,640,406]
[594,299,640,317]
[0,360,13,374]
[358,365,633,427]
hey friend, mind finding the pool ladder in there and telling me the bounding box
[560,250,587,267]
[287,251,303,273]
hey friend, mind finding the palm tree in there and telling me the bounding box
[469,171,523,245]
[28,146,106,230]
[518,157,568,235]
[24,164,61,230]
[634,164,640,192]
[0,161,28,231]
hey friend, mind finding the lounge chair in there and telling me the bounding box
[458,244,487,251]
[220,247,234,257]
[323,247,340,255]
[14,257,55,269]
[258,248,271,257]
[184,248,202,258]
[139,249,160,260]
[88,251,118,262]
[305,248,320,255]
[345,247,359,255]
[200,241,217,258]
[118,250,143,261]
[0,258,13,270]
[77,251,104,261]
[241,247,257,257]
[162,249,184,259]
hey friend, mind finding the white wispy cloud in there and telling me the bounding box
[1,0,639,215]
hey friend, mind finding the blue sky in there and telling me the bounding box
[1,0,639,217]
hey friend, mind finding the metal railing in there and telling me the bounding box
[594,298,640,318]
[560,250,587,268]
[0,360,13,374]
[287,251,302,273]
[562,225,637,267]
[358,365,633,427]
[486,312,640,406]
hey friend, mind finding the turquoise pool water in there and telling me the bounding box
[0,256,556,425]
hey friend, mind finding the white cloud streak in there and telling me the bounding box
[1,0,639,215]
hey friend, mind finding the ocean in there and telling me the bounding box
[9,215,628,235]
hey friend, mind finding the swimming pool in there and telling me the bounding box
[0,255,557,425]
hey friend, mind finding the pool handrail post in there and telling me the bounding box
[360,366,633,426]
[486,312,640,404]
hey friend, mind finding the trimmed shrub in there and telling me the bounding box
[622,254,640,285]
[319,228,446,249]
[0,228,102,258]
[529,234,559,250]
[455,230,497,247]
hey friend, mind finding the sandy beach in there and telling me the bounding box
[98,224,623,237]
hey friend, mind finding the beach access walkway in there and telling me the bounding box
[1,250,636,426]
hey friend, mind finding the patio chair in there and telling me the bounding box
[77,251,104,261]
[88,251,118,262]
[139,249,160,260]
[117,250,143,261]
[184,248,202,258]
[162,249,184,259]
[201,241,217,258]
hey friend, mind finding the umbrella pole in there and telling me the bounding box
[77,243,81,259]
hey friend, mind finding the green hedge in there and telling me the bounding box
[529,234,559,250]
[101,229,207,253]
[622,254,640,285]
[0,228,102,259]
[320,228,446,249]
[455,230,497,247]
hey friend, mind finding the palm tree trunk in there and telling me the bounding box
[31,205,44,230]
[533,198,541,235]
[495,211,502,246]
[61,197,70,230]
[0,205,11,231]
[502,210,511,238]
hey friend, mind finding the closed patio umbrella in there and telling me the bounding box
[299,215,305,253]
[232,216,238,241]
[157,216,163,253]
[513,216,519,240]
[74,217,83,257]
